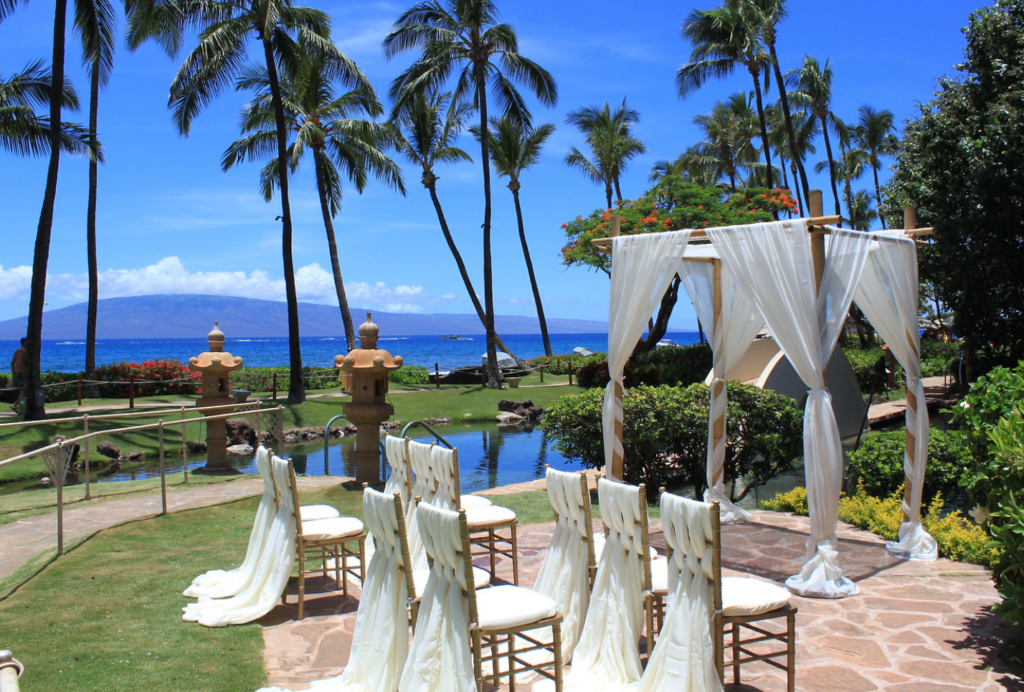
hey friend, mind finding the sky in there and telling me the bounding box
[0,0,987,331]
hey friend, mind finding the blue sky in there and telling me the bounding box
[0,0,985,330]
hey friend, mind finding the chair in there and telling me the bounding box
[286,461,367,620]
[648,490,797,692]
[406,500,563,692]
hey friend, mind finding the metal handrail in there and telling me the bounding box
[0,400,260,431]
[323,414,352,476]
[401,420,454,449]
[0,650,24,692]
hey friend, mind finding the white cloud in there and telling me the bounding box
[0,258,446,314]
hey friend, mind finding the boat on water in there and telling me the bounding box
[441,335,473,341]
[656,338,673,347]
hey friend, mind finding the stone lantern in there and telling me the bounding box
[189,322,244,474]
[335,313,403,483]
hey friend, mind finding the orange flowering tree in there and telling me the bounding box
[560,176,797,273]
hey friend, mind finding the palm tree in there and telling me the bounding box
[222,39,405,351]
[564,99,646,209]
[384,0,557,388]
[765,99,814,214]
[815,143,868,226]
[74,0,116,395]
[129,0,341,404]
[852,105,897,228]
[846,190,878,231]
[392,92,520,361]
[683,92,760,191]
[0,61,92,155]
[473,116,555,356]
[792,55,842,217]
[678,2,774,195]
[738,0,810,202]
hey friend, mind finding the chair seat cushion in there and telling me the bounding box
[301,516,364,542]
[412,566,491,596]
[650,557,669,593]
[460,494,493,509]
[465,505,517,529]
[476,585,557,630]
[299,504,340,522]
[722,576,791,617]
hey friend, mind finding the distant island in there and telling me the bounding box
[0,295,609,339]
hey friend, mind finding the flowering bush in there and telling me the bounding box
[94,360,200,398]
[559,176,797,273]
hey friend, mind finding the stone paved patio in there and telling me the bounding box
[261,509,1023,692]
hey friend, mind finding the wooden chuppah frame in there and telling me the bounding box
[591,191,934,513]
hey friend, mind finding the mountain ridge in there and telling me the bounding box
[0,295,608,339]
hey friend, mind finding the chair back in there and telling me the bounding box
[407,439,437,504]
[383,435,413,505]
[598,478,652,592]
[254,445,277,508]
[430,444,462,509]
[660,492,721,605]
[544,467,596,583]
[363,487,415,605]
[416,501,478,617]
[287,459,304,529]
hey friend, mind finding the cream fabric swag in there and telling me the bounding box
[708,222,871,598]
[256,488,410,692]
[677,246,763,523]
[183,453,297,626]
[852,229,938,561]
[630,493,723,692]
[399,501,477,692]
[184,446,276,598]
[603,230,692,479]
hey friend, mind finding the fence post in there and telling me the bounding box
[77,374,82,406]
[435,363,440,388]
[83,415,91,501]
[481,368,486,387]
[540,365,544,383]
[159,421,167,515]
[181,407,188,484]
[568,363,573,386]
[272,373,277,401]
[129,375,135,409]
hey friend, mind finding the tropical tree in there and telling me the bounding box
[846,190,877,231]
[392,91,520,360]
[564,99,646,209]
[222,38,406,351]
[737,0,810,202]
[472,116,555,355]
[792,55,842,217]
[766,99,813,214]
[129,0,342,404]
[852,105,897,228]
[384,0,557,388]
[682,92,760,191]
[678,2,775,194]
[0,61,92,155]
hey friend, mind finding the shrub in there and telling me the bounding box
[921,339,959,378]
[845,429,972,506]
[573,360,661,390]
[231,366,337,393]
[948,361,1024,471]
[389,366,431,385]
[94,360,201,398]
[760,484,997,567]
[632,343,713,388]
[526,352,606,376]
[541,383,802,499]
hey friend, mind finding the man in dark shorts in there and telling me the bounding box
[10,338,26,412]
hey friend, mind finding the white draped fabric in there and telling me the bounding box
[536,478,646,692]
[708,221,870,598]
[404,440,437,572]
[630,494,722,692]
[399,501,476,692]
[185,446,276,598]
[604,231,692,479]
[256,488,410,692]
[853,229,937,561]
[183,453,296,626]
[678,250,763,523]
[361,436,413,567]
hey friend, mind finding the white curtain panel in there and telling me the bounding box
[183,454,297,626]
[535,478,646,692]
[708,221,870,598]
[678,256,763,523]
[398,501,476,692]
[631,493,722,692]
[256,488,409,692]
[853,229,937,561]
[185,446,276,598]
[604,230,692,479]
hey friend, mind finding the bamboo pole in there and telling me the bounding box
[709,259,726,486]
[903,206,919,522]
[809,191,828,388]
[610,379,624,480]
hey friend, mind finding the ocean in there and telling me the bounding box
[2,331,702,373]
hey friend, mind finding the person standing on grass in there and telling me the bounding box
[10,338,26,413]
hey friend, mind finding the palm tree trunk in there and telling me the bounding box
[766,37,809,203]
[86,57,100,396]
[778,155,792,217]
[872,160,886,229]
[613,178,622,206]
[424,178,518,358]
[790,161,805,215]
[313,150,356,351]
[604,180,613,211]
[25,0,69,421]
[476,63,499,388]
[263,39,304,404]
[511,183,552,356]
[749,67,774,199]
[820,115,842,219]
